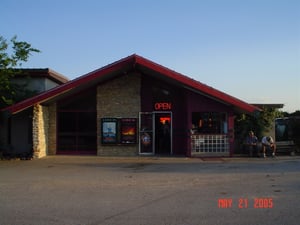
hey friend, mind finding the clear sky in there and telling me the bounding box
[1,0,299,112]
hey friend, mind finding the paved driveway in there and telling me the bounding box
[0,156,300,225]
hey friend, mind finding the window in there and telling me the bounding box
[192,112,227,134]
[57,90,97,154]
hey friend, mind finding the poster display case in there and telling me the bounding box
[101,118,137,145]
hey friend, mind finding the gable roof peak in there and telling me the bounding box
[1,54,260,114]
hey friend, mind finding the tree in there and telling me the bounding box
[290,110,300,117]
[234,107,283,152]
[0,35,40,108]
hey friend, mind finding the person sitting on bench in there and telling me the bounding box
[245,131,258,157]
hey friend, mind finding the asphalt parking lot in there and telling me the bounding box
[1,156,300,225]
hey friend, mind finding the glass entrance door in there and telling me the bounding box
[154,112,172,155]
[139,112,172,155]
[139,112,154,155]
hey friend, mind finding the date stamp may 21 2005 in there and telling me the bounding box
[218,198,273,209]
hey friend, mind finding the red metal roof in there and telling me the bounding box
[1,54,260,114]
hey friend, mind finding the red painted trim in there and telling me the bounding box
[2,55,135,114]
[134,55,260,113]
[2,54,259,114]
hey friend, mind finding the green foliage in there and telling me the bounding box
[235,107,283,146]
[290,110,300,117]
[0,35,40,108]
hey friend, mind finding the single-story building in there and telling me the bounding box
[0,54,260,158]
[0,69,68,158]
[10,68,69,93]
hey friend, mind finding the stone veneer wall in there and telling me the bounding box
[32,104,49,158]
[97,73,141,156]
[48,103,57,155]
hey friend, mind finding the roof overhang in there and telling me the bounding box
[252,103,284,109]
[5,68,69,84]
[1,54,260,115]
[134,55,261,114]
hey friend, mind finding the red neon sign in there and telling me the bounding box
[154,102,172,111]
[160,117,171,124]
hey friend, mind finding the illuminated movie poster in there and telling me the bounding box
[101,118,118,144]
[120,118,137,144]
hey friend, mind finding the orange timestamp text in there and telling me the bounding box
[218,198,273,209]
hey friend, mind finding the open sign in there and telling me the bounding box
[154,102,172,111]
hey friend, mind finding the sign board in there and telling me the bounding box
[154,102,172,111]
